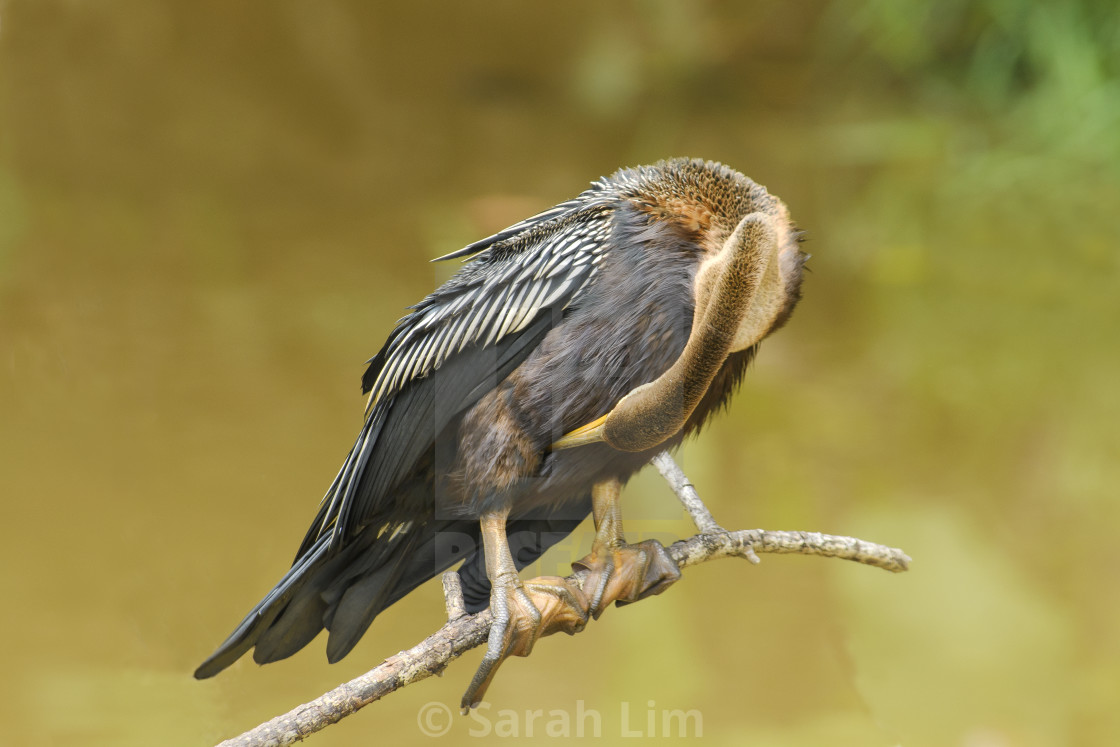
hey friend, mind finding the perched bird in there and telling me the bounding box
[194,158,807,709]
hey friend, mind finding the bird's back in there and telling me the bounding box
[194,158,799,679]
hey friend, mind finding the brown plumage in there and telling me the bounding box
[194,158,807,708]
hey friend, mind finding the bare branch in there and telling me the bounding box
[651,451,762,563]
[651,451,725,535]
[216,609,493,747]
[668,527,911,573]
[215,524,909,746]
[442,569,467,621]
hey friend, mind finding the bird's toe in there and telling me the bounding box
[575,539,681,618]
[461,575,589,712]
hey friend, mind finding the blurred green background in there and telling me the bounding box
[2,1,1117,745]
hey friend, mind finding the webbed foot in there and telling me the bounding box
[460,572,589,711]
[574,538,681,618]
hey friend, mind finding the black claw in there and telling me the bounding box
[461,577,540,711]
[637,539,681,599]
[461,584,510,711]
[617,540,681,607]
[587,554,615,618]
[461,574,588,711]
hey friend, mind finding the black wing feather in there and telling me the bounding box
[196,186,617,678]
[321,202,612,549]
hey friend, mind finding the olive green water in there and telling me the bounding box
[2,3,1118,745]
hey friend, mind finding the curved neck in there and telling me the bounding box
[601,213,778,452]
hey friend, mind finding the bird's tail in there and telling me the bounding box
[193,517,466,679]
[193,501,590,679]
[193,531,333,679]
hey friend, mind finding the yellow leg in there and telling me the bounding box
[461,507,590,712]
[574,479,681,619]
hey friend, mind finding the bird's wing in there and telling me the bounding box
[361,198,612,408]
[299,190,616,556]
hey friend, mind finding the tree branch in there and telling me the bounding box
[651,451,727,536]
[215,459,910,747]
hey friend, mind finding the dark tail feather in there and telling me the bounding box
[195,517,483,676]
[193,534,333,679]
[248,519,438,667]
[322,519,478,662]
[320,501,593,662]
[194,498,592,678]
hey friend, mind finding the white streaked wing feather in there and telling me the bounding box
[421,322,452,372]
[443,310,472,357]
[364,209,610,403]
[370,353,403,406]
[491,280,534,344]
[474,284,513,347]
[540,275,579,308]
[403,331,437,382]
[506,277,552,335]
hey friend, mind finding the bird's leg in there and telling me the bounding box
[461,507,590,712]
[573,478,682,620]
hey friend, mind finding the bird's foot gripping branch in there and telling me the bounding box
[215,453,910,747]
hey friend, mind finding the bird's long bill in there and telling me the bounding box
[551,413,610,450]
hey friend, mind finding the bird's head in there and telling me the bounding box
[714,198,807,353]
[623,158,808,352]
[553,160,808,453]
